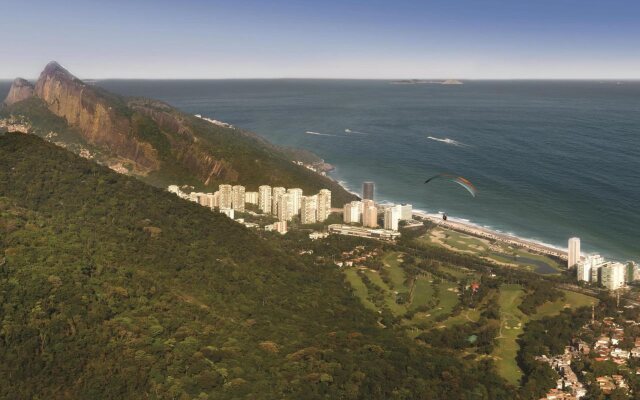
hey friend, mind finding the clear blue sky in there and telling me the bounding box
[2,0,639,79]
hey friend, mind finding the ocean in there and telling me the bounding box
[2,79,638,261]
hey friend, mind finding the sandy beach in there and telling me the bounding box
[414,211,568,261]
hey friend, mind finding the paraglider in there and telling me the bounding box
[424,173,477,197]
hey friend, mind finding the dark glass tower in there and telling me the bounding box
[362,182,374,200]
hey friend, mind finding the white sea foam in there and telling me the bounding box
[427,136,468,147]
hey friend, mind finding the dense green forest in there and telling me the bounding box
[0,133,514,399]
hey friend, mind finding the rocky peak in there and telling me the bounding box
[39,61,78,82]
[3,78,35,106]
[29,62,160,171]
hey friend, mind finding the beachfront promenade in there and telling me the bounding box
[415,211,568,261]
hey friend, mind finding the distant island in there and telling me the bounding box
[390,79,463,85]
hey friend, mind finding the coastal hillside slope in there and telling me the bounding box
[0,132,513,399]
[1,62,355,206]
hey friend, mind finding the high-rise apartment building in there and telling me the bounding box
[232,185,246,212]
[384,204,401,231]
[399,204,413,221]
[245,191,258,205]
[218,184,233,209]
[343,201,362,224]
[601,262,626,290]
[277,193,295,221]
[300,195,318,224]
[211,191,220,209]
[362,182,374,200]
[316,189,332,222]
[272,187,286,217]
[362,199,378,228]
[576,254,605,282]
[287,188,303,214]
[258,185,272,214]
[568,237,581,268]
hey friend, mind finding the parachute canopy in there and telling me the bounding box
[424,174,477,197]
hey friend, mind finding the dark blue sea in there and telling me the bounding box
[2,79,638,261]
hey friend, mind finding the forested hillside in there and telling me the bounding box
[0,133,513,399]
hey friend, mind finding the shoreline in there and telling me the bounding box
[413,211,568,261]
[330,174,569,262]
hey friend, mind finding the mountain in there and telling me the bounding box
[4,78,34,105]
[0,132,513,399]
[1,62,356,206]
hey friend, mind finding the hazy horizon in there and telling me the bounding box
[2,0,640,80]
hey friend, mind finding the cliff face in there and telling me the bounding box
[3,62,357,204]
[129,98,240,183]
[33,62,159,170]
[4,78,34,106]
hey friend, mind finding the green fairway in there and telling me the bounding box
[492,284,528,385]
[344,269,377,311]
[432,281,460,318]
[439,264,480,280]
[411,275,435,310]
[491,285,598,384]
[532,289,597,320]
[364,269,406,315]
[382,251,408,290]
[344,251,462,332]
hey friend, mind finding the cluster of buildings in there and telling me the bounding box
[168,184,332,235]
[342,182,412,232]
[0,116,30,133]
[588,317,640,366]
[168,180,411,242]
[333,245,381,268]
[539,315,640,399]
[537,349,586,399]
[569,237,636,291]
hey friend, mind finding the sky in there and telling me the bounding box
[2,0,640,79]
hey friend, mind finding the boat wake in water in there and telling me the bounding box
[427,136,469,147]
[306,131,337,137]
[345,128,369,135]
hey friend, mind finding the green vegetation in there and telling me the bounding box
[0,133,515,399]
